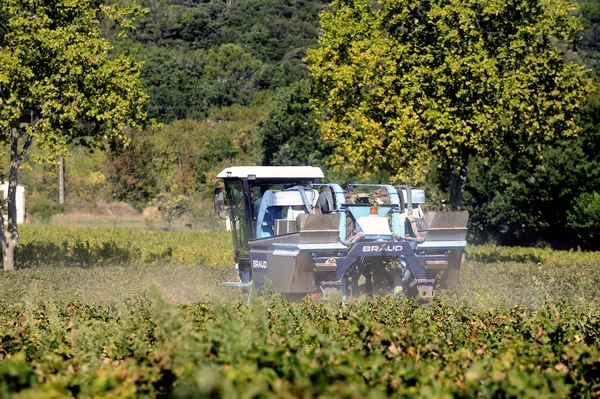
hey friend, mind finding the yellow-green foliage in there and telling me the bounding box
[16,226,233,268]
[307,0,593,185]
[0,0,149,158]
[468,244,600,265]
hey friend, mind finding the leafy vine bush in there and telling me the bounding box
[17,227,600,270]
[2,228,600,397]
[0,292,598,398]
[15,226,233,268]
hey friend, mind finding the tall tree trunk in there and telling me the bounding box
[2,127,32,271]
[449,160,468,211]
[2,231,17,271]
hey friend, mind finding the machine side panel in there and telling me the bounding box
[249,234,316,293]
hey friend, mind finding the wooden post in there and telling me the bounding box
[59,156,65,205]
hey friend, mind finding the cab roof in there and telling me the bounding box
[217,166,324,180]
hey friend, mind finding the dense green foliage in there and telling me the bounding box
[107,106,263,196]
[567,191,600,241]
[0,243,599,397]
[452,0,600,248]
[27,199,65,224]
[3,0,600,252]
[0,297,598,397]
[577,0,600,75]
[0,0,149,153]
[259,80,327,167]
[108,0,329,122]
[463,61,600,249]
[307,0,593,210]
[108,134,159,210]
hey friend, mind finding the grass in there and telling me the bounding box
[455,258,600,308]
[1,256,598,307]
[0,263,244,304]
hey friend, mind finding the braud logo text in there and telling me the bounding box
[363,245,403,253]
[252,260,268,269]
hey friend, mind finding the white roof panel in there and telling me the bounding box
[217,166,324,180]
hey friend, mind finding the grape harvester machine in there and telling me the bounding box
[214,166,468,302]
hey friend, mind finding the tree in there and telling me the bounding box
[148,120,208,195]
[203,43,267,108]
[0,0,150,270]
[463,86,600,248]
[107,136,158,210]
[156,192,189,229]
[306,0,594,209]
[137,44,207,122]
[195,131,239,186]
[102,0,329,122]
[259,80,326,167]
[567,191,600,248]
[579,0,600,52]
[575,0,600,77]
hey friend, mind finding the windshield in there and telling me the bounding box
[249,180,314,221]
[224,180,249,259]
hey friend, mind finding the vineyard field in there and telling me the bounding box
[0,228,599,398]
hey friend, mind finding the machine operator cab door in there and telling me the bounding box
[214,166,324,282]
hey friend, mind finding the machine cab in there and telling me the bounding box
[214,166,324,280]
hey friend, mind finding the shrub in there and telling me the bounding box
[27,199,65,224]
[567,191,600,249]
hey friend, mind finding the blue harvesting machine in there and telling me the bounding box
[214,166,468,301]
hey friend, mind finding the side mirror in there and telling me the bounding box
[214,187,225,213]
